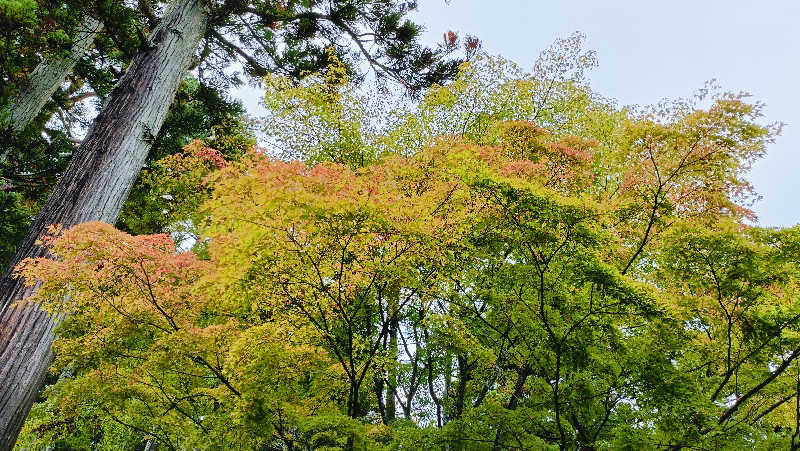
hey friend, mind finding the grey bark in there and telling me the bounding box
[0,0,209,448]
[3,16,103,133]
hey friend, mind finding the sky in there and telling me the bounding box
[235,0,800,227]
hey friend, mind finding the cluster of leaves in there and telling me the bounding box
[15,37,799,451]
[0,0,83,104]
[203,0,476,92]
[260,33,619,169]
[261,49,388,168]
[117,77,257,239]
[117,140,232,250]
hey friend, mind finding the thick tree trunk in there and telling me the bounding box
[0,0,208,448]
[3,16,103,132]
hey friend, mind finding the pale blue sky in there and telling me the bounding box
[412,0,800,227]
[235,1,800,227]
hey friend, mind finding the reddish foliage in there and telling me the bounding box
[444,30,458,49]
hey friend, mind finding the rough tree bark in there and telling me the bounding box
[3,16,103,132]
[0,0,209,447]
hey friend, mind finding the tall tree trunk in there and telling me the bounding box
[3,16,103,133]
[0,0,208,447]
[386,285,399,422]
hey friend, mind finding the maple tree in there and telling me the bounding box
[9,37,799,451]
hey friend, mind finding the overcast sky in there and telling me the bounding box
[235,0,800,227]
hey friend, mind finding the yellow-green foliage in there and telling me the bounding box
[16,37,797,451]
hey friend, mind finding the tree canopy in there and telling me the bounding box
[0,0,472,268]
[0,0,475,446]
[11,35,800,450]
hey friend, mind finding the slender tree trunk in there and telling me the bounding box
[453,355,472,451]
[386,286,399,422]
[0,0,208,447]
[386,316,398,421]
[3,16,103,133]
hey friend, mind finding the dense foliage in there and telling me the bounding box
[12,36,799,450]
[0,0,468,268]
[0,1,473,448]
